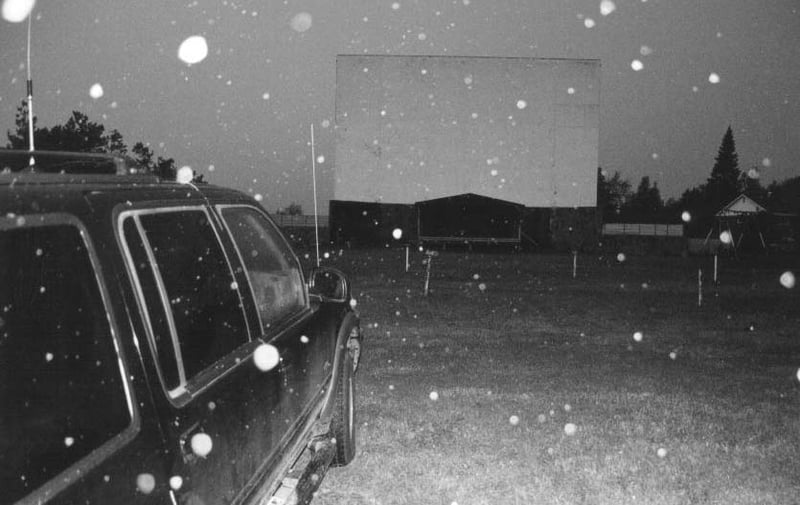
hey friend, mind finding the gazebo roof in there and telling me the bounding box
[716,194,767,217]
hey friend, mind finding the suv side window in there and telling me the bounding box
[122,218,182,391]
[121,208,249,392]
[219,206,306,333]
[0,218,132,504]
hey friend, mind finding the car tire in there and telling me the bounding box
[331,340,356,466]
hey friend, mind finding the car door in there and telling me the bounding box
[118,205,334,505]
[214,204,336,422]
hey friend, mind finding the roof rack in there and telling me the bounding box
[0,172,162,186]
[0,149,155,177]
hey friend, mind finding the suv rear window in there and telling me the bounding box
[0,217,132,504]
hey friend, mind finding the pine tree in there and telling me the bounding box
[6,103,125,153]
[597,169,632,222]
[6,101,35,149]
[706,126,741,209]
[622,176,663,222]
[4,103,178,179]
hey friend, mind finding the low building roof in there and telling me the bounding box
[716,194,767,217]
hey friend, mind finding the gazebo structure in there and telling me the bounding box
[707,194,768,255]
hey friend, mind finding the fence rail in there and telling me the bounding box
[272,214,329,228]
[419,235,521,244]
[602,223,684,237]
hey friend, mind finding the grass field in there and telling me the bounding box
[309,248,800,505]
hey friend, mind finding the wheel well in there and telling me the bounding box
[319,311,360,421]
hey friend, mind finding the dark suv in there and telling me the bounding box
[0,150,363,505]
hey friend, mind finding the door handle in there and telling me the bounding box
[178,422,210,464]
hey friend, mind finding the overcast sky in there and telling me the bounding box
[1,0,798,213]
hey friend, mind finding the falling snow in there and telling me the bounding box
[89,83,104,99]
[1,0,35,22]
[190,432,213,457]
[253,343,280,372]
[176,166,194,183]
[136,473,156,494]
[169,476,183,491]
[178,35,208,64]
[600,1,616,16]
[290,12,312,32]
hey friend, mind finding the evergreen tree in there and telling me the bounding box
[705,126,741,209]
[597,168,632,222]
[5,103,177,179]
[130,142,177,180]
[6,101,36,149]
[739,166,768,203]
[622,176,663,221]
[6,103,125,154]
[766,176,800,215]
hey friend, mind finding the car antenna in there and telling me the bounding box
[310,123,321,267]
[26,10,36,167]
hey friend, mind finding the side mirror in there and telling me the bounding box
[308,267,350,304]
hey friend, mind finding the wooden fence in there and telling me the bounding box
[602,223,684,237]
[272,214,329,228]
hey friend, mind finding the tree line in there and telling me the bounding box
[598,126,800,230]
[5,104,798,227]
[5,102,177,179]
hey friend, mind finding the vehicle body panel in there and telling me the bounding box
[0,161,360,505]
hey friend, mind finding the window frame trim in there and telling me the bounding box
[125,213,188,392]
[117,205,255,404]
[214,203,310,336]
[0,212,140,505]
